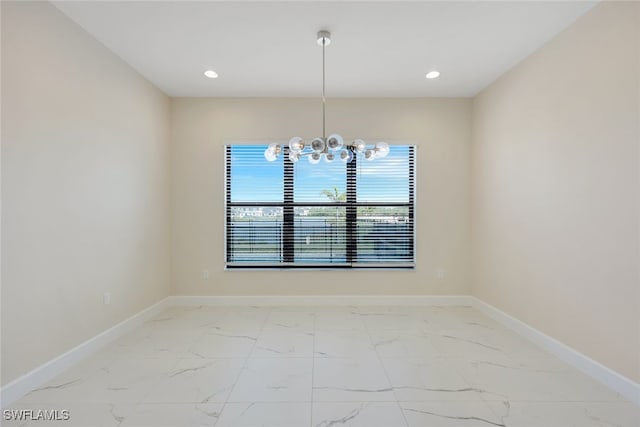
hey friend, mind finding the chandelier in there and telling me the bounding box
[264,30,389,164]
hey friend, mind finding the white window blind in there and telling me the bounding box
[225,144,415,268]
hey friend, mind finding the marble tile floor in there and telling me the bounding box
[3,305,638,426]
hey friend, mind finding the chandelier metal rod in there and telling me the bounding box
[322,35,326,139]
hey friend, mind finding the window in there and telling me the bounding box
[225,144,415,268]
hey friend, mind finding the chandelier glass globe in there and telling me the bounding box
[327,134,344,151]
[309,152,322,164]
[311,137,326,153]
[289,137,304,153]
[375,142,390,158]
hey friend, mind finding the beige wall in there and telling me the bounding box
[471,1,639,382]
[1,1,171,385]
[171,98,471,296]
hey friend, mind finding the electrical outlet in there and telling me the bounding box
[436,268,445,279]
[202,269,210,280]
[103,292,111,305]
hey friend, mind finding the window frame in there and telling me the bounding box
[224,143,416,269]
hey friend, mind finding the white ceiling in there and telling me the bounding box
[52,1,597,98]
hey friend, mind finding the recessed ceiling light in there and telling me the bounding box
[425,71,440,79]
[204,69,218,79]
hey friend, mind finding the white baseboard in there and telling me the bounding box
[472,297,640,406]
[0,297,171,408]
[168,295,473,307]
